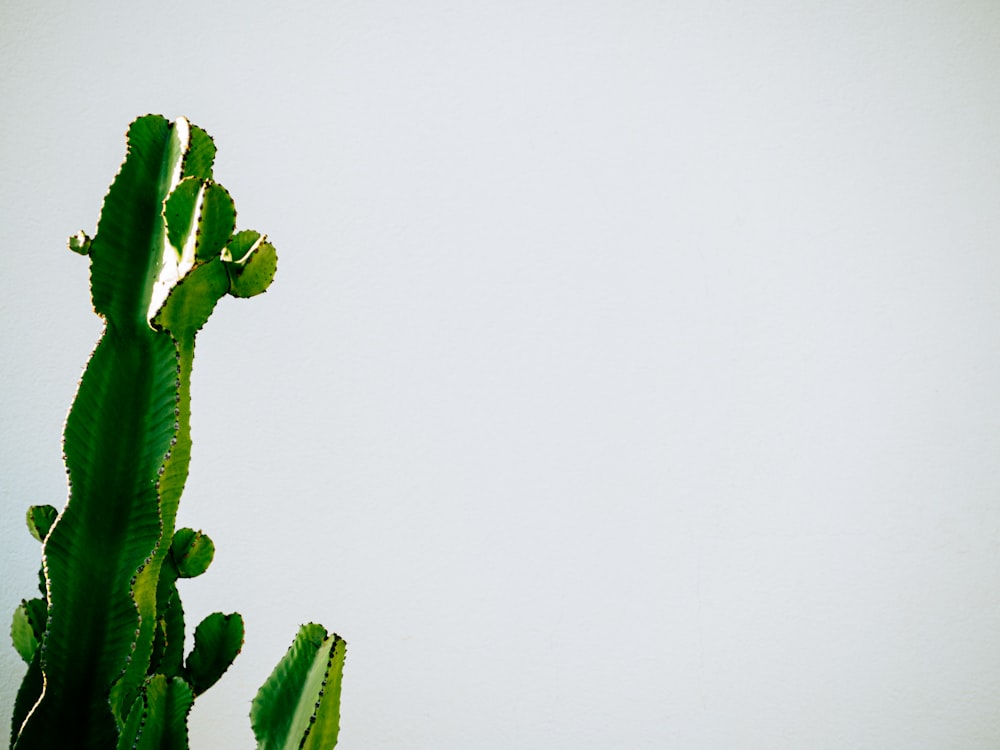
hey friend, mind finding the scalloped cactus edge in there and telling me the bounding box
[8,115,345,750]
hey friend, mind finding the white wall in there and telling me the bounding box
[3,1,1000,747]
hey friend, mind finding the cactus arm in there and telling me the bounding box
[222,231,278,298]
[24,507,58,544]
[185,612,245,695]
[150,555,184,679]
[117,675,194,750]
[170,528,215,578]
[9,600,46,665]
[182,123,216,182]
[11,508,55,665]
[250,625,347,750]
[150,527,218,680]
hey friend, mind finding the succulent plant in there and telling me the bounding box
[10,115,345,750]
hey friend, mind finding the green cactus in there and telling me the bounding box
[9,115,345,750]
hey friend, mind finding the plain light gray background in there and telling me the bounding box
[4,1,1000,747]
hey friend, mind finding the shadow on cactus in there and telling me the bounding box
[9,115,345,750]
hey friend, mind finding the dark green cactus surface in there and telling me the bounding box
[9,115,345,750]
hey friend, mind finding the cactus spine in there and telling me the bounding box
[9,115,345,750]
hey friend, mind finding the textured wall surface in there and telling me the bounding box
[3,2,1000,747]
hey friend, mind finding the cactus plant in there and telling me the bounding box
[9,115,345,750]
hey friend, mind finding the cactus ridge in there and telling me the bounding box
[11,116,344,750]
